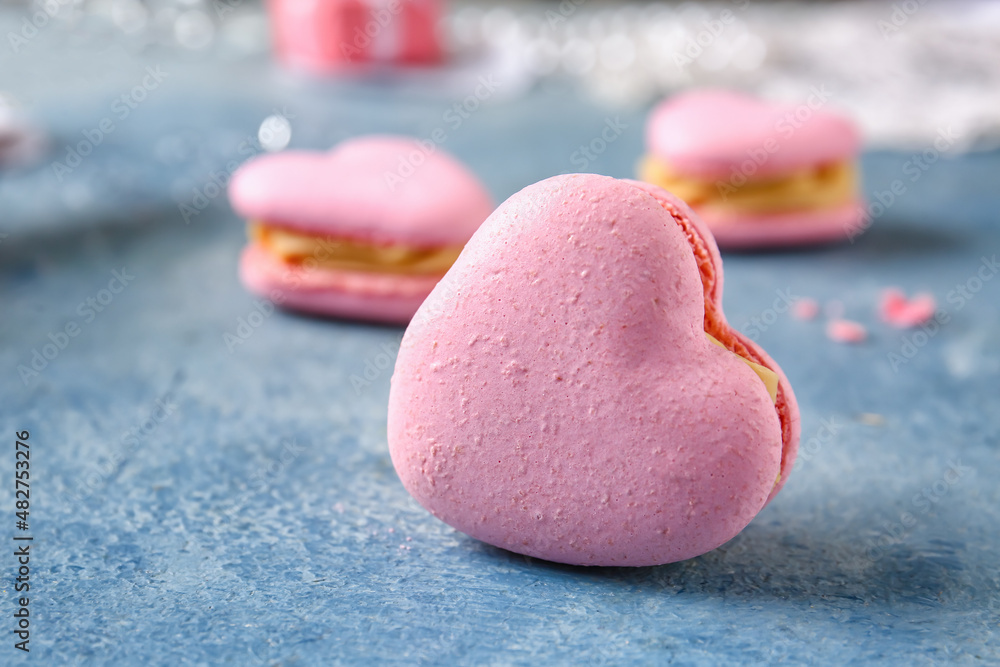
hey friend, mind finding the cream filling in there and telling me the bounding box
[704,332,781,487]
[639,155,857,214]
[250,223,464,275]
[704,332,778,404]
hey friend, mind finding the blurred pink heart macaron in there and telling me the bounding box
[229,135,494,324]
[639,89,865,249]
[388,174,800,566]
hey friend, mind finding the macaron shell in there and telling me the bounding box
[646,89,861,180]
[388,174,789,566]
[240,244,438,324]
[627,179,800,498]
[697,201,867,249]
[229,135,494,247]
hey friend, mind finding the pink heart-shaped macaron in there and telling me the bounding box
[230,137,490,247]
[388,174,800,566]
[643,89,865,248]
[646,89,860,180]
[229,135,493,323]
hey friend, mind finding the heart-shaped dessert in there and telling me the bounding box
[388,174,800,566]
[229,135,494,323]
[639,89,865,248]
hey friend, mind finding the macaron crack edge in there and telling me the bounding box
[643,190,795,484]
[704,332,778,404]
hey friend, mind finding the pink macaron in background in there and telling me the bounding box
[266,0,444,73]
[229,135,494,324]
[639,89,865,249]
[0,95,47,170]
[387,173,800,567]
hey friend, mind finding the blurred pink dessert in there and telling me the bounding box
[228,135,493,324]
[640,89,865,248]
[267,0,444,72]
[0,96,46,169]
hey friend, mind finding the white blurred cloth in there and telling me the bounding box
[450,0,1000,151]
[3,0,998,152]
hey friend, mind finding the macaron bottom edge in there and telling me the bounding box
[239,243,439,325]
[700,202,868,248]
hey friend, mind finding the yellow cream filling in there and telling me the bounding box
[705,332,778,404]
[639,156,856,214]
[250,223,464,275]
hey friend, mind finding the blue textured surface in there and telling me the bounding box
[2,32,1000,666]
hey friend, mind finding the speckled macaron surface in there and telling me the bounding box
[387,174,799,566]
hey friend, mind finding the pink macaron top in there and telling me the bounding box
[229,135,494,247]
[388,174,800,566]
[646,89,861,180]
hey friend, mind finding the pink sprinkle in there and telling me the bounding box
[826,319,867,344]
[879,288,936,328]
[791,298,819,320]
